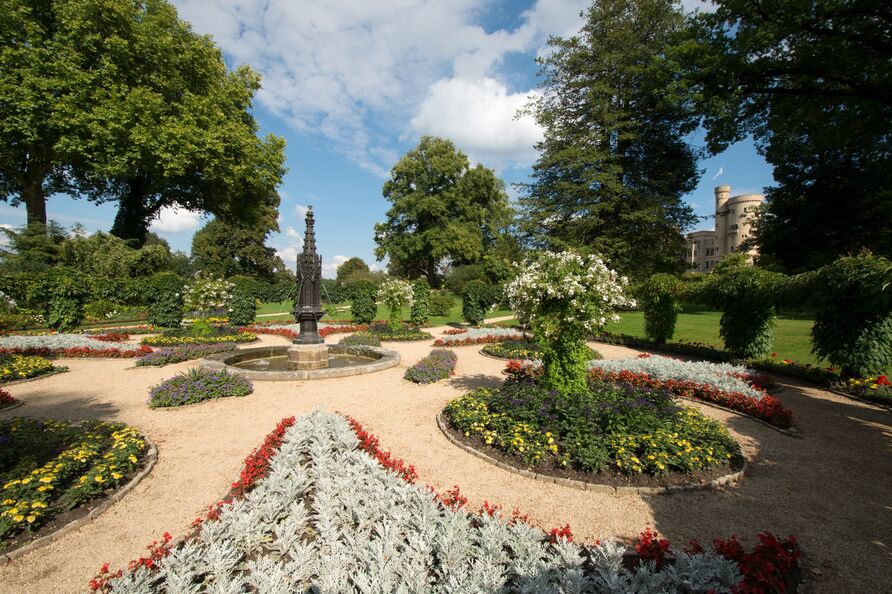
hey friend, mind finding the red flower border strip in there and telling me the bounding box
[240,324,369,341]
[89,416,296,592]
[0,345,152,359]
[433,333,525,347]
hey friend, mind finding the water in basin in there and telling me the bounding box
[232,354,376,372]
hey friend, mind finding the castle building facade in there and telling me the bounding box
[684,185,765,273]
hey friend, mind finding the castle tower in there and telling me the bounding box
[714,185,731,255]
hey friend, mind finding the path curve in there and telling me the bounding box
[0,331,888,593]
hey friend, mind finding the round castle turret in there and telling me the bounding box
[714,185,731,254]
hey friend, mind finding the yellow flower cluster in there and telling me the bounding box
[142,332,256,347]
[0,419,144,541]
[0,354,55,383]
[847,376,890,391]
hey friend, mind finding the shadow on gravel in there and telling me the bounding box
[446,373,504,391]
[0,394,120,422]
[646,381,892,592]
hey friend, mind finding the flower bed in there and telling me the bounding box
[434,328,527,347]
[442,328,468,335]
[0,418,145,546]
[147,368,253,408]
[336,332,381,347]
[88,333,130,343]
[240,323,370,341]
[135,343,239,367]
[0,388,16,409]
[404,349,457,384]
[482,339,602,361]
[368,321,432,341]
[87,325,158,336]
[0,354,64,383]
[141,330,257,347]
[0,334,151,358]
[446,381,741,476]
[94,412,800,593]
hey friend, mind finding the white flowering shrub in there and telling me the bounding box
[183,273,234,319]
[105,411,742,593]
[377,278,415,327]
[589,356,766,400]
[505,251,635,394]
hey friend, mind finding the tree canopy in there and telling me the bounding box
[335,257,370,285]
[0,0,286,244]
[519,0,699,279]
[374,136,512,287]
[686,0,892,272]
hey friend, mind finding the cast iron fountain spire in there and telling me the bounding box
[293,207,324,345]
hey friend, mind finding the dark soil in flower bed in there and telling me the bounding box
[439,420,745,490]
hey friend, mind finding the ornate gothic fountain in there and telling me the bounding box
[288,207,328,369]
[200,208,400,380]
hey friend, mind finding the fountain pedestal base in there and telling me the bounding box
[287,343,329,370]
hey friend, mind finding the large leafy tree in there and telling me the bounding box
[520,0,699,279]
[0,0,286,244]
[190,195,285,280]
[374,136,512,287]
[687,0,892,272]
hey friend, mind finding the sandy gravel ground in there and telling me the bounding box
[0,327,889,593]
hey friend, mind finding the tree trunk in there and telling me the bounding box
[111,178,152,247]
[22,175,47,227]
[426,258,440,288]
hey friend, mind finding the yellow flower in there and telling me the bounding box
[26,515,36,523]
[111,472,122,480]
[13,514,24,522]
[94,475,104,483]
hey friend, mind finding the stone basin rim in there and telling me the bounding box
[200,344,400,380]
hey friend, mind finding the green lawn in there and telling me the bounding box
[607,309,820,365]
[254,298,513,327]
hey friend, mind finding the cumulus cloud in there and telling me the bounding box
[322,254,349,279]
[150,207,204,233]
[172,0,587,174]
[411,77,543,168]
[294,204,310,220]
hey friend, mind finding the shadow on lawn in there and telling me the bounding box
[645,380,892,592]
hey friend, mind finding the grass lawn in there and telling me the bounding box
[254,297,513,327]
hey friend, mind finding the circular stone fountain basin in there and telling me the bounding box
[200,345,400,380]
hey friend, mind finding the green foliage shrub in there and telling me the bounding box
[34,267,90,331]
[350,280,378,325]
[227,287,256,326]
[148,278,184,329]
[638,273,682,343]
[410,279,431,326]
[806,253,892,377]
[429,291,455,317]
[337,332,381,348]
[462,280,491,326]
[445,264,487,294]
[698,263,785,358]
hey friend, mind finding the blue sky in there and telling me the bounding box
[1,0,772,277]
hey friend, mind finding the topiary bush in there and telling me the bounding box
[638,273,682,344]
[149,289,184,328]
[227,287,256,326]
[461,280,490,326]
[806,253,892,377]
[429,291,455,317]
[697,263,785,359]
[350,280,378,325]
[410,279,431,326]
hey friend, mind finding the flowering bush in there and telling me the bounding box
[377,278,414,328]
[183,273,233,319]
[506,251,635,394]
[135,343,238,367]
[147,368,253,408]
[0,418,145,543]
[445,381,740,473]
[404,349,457,384]
[0,354,57,383]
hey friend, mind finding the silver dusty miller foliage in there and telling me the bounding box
[103,411,742,593]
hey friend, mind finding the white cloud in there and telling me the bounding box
[172,0,587,175]
[294,204,310,220]
[149,206,203,233]
[322,254,349,279]
[0,224,13,247]
[411,77,543,168]
[285,226,302,241]
[276,246,299,271]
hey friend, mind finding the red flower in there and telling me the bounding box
[547,524,573,543]
[636,528,670,569]
[875,375,890,386]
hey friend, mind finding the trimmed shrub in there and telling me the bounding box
[806,253,892,377]
[698,264,785,359]
[36,267,90,331]
[227,287,257,326]
[147,368,253,408]
[404,349,457,384]
[429,291,455,317]
[350,280,378,325]
[378,278,414,328]
[461,280,490,326]
[638,273,682,343]
[149,289,184,328]
[410,279,431,326]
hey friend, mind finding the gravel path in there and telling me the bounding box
[0,330,888,593]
